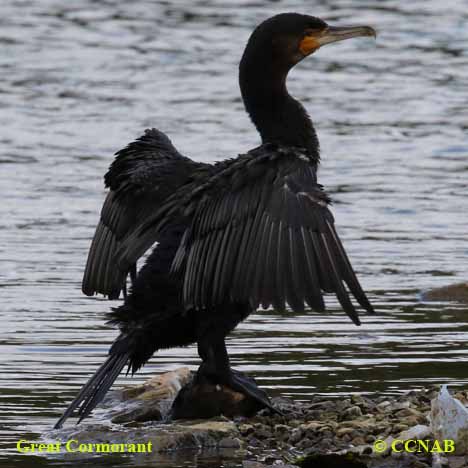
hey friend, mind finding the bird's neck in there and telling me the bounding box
[239,61,320,160]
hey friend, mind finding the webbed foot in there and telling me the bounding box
[196,365,282,415]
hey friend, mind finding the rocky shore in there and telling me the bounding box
[422,282,468,303]
[51,367,468,468]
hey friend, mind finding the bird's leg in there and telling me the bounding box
[196,336,279,414]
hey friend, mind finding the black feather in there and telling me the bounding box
[301,227,325,311]
[82,128,205,299]
[114,144,373,322]
[326,221,374,314]
[320,232,360,325]
[54,352,129,429]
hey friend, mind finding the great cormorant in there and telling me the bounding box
[55,13,376,429]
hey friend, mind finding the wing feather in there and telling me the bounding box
[283,226,302,313]
[115,145,373,321]
[301,227,325,311]
[260,221,277,309]
[326,220,374,313]
[274,221,287,312]
[310,231,334,293]
[199,231,215,308]
[320,231,360,325]
[231,215,255,300]
[82,128,203,299]
[219,224,243,304]
[82,221,106,296]
[251,213,272,308]
[212,221,233,304]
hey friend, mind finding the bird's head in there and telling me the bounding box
[241,13,376,75]
[239,13,376,155]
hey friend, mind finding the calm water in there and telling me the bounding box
[1,0,467,466]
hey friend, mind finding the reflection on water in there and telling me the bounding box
[1,0,467,466]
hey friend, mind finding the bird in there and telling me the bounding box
[55,13,376,429]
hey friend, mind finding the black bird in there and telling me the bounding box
[55,13,376,429]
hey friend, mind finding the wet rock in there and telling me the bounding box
[274,423,290,434]
[271,396,304,416]
[121,367,192,401]
[252,425,271,440]
[243,461,268,468]
[422,282,468,303]
[111,405,162,424]
[301,421,323,432]
[289,428,303,444]
[392,423,409,433]
[351,395,367,406]
[389,401,410,412]
[453,391,468,406]
[336,426,355,437]
[219,436,242,448]
[342,406,363,420]
[412,461,431,468]
[63,369,468,467]
[56,419,239,453]
[376,401,391,413]
[395,407,421,418]
[111,367,192,423]
[351,436,365,446]
[296,453,368,468]
[171,374,265,419]
[340,418,375,432]
[447,457,467,468]
[297,437,312,450]
[152,420,240,451]
[239,423,255,436]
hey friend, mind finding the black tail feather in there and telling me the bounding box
[54,352,129,429]
[77,354,128,423]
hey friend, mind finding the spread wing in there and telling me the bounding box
[82,128,203,299]
[116,145,374,322]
